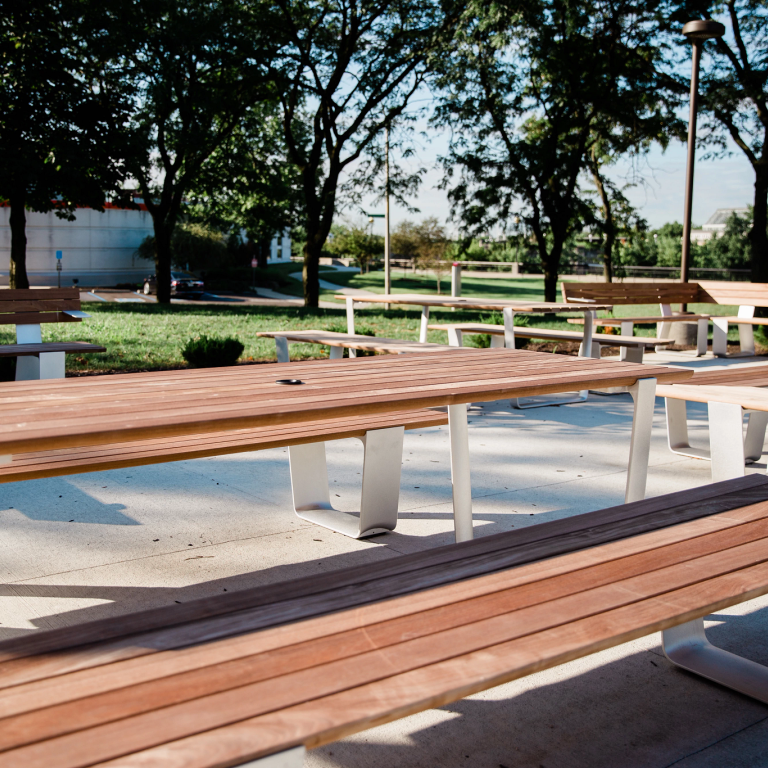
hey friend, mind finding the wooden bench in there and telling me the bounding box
[0,408,448,539]
[561,282,710,356]
[698,281,768,357]
[2,474,767,767]
[256,329,458,361]
[428,322,671,363]
[0,288,105,379]
[658,375,768,482]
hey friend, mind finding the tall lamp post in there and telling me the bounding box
[680,19,725,300]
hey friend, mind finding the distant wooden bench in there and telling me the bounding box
[562,280,768,358]
[561,282,710,356]
[0,288,105,379]
[428,322,671,363]
[658,371,768,482]
[256,329,457,362]
[2,474,767,767]
[0,408,448,540]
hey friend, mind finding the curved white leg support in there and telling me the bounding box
[289,426,404,538]
[625,378,656,503]
[663,618,768,704]
[744,410,768,463]
[708,401,746,482]
[665,398,710,460]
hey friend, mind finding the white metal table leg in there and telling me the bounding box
[346,297,356,334]
[235,746,306,767]
[419,305,430,343]
[696,317,709,356]
[448,403,473,543]
[274,337,290,363]
[448,327,463,347]
[744,410,768,463]
[712,318,729,357]
[502,307,516,349]
[289,426,404,538]
[329,345,344,360]
[708,401,746,482]
[490,334,504,348]
[663,619,768,704]
[624,377,656,503]
[738,306,756,356]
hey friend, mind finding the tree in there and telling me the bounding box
[677,1,768,282]
[435,0,679,300]
[391,221,422,261]
[0,0,127,287]
[326,223,384,273]
[101,0,283,303]
[413,217,450,293]
[275,0,463,306]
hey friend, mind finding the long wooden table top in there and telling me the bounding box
[0,349,692,455]
[656,384,768,411]
[336,293,613,313]
[686,363,768,388]
[1,474,767,768]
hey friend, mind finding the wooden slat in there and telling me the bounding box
[336,293,613,313]
[0,409,448,484]
[717,316,768,325]
[0,288,83,323]
[428,323,670,347]
[256,330,456,354]
[656,384,768,410]
[698,280,768,307]
[0,288,81,301]
[4,527,768,767]
[567,315,710,325]
[561,282,700,305]
[0,350,693,454]
[3,513,768,752]
[686,364,768,388]
[3,495,767,721]
[0,342,105,358]
[0,475,763,673]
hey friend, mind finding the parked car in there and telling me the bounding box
[143,272,205,297]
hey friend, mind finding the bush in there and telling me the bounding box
[181,335,244,368]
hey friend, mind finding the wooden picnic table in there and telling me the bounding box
[0,349,691,541]
[336,293,613,358]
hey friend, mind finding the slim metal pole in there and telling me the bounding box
[680,39,702,289]
[384,126,391,309]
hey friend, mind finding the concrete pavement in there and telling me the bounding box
[1,351,767,766]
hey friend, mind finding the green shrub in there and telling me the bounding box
[326,323,376,357]
[181,335,244,368]
[467,310,530,349]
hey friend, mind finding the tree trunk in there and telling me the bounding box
[303,235,321,307]
[153,220,173,304]
[257,237,269,269]
[9,187,29,289]
[751,165,768,284]
[591,163,615,283]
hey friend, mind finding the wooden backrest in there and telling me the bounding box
[0,287,83,325]
[561,281,701,306]
[696,281,768,308]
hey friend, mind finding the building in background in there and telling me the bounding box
[0,204,291,287]
[690,207,750,245]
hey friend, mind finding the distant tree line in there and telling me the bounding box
[1,0,765,302]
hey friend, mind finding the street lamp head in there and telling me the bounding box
[682,19,725,40]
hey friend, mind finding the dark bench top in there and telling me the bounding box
[0,342,105,358]
[1,474,767,768]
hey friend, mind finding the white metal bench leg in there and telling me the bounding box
[275,337,290,363]
[15,323,65,380]
[657,303,672,352]
[625,377,656,503]
[665,398,710,460]
[712,317,729,357]
[490,334,504,348]
[737,305,756,356]
[663,618,768,704]
[744,410,768,463]
[578,310,594,358]
[289,426,405,538]
[448,403,473,543]
[696,317,709,357]
[708,401,746,482]
[346,297,357,357]
[620,321,634,338]
[419,305,430,343]
[235,746,306,767]
[620,346,644,364]
[329,346,344,360]
[448,327,463,347]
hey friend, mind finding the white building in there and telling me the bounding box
[690,207,750,245]
[0,205,291,288]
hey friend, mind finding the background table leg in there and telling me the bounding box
[448,403,473,543]
[625,377,656,503]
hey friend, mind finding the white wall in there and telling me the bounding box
[0,210,293,286]
[0,206,154,287]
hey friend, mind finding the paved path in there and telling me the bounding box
[289,271,377,297]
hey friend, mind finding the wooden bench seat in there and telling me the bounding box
[0,288,103,379]
[428,322,672,363]
[0,408,449,540]
[256,329,456,362]
[1,474,767,767]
